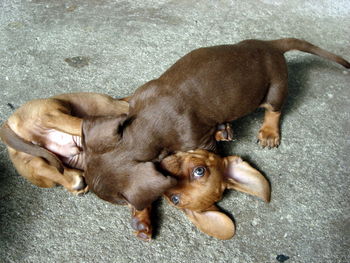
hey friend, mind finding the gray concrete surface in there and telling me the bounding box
[0,0,349,262]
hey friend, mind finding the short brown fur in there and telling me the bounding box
[86,38,349,218]
[0,93,171,241]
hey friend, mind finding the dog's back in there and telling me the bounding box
[53,93,129,118]
[126,38,349,153]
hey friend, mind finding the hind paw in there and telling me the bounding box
[258,127,280,148]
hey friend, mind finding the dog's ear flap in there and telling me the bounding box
[183,206,235,240]
[223,156,270,202]
[82,114,128,153]
[123,162,177,211]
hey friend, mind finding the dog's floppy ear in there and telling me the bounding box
[82,114,128,153]
[182,205,235,240]
[123,162,177,211]
[223,156,270,202]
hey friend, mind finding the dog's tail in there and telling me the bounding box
[0,122,64,173]
[269,38,350,69]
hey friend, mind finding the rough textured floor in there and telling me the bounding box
[0,0,349,262]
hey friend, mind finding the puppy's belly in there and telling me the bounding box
[43,130,82,158]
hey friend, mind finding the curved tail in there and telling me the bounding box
[0,122,64,173]
[269,38,350,68]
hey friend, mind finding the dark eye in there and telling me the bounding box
[171,194,180,205]
[192,166,206,178]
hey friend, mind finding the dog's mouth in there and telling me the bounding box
[164,188,222,212]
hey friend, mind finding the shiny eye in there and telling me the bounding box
[192,166,206,178]
[171,194,180,205]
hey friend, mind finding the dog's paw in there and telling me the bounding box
[215,123,234,142]
[70,175,88,195]
[258,127,280,148]
[131,217,152,241]
[73,184,89,196]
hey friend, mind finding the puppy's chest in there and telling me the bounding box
[36,129,82,159]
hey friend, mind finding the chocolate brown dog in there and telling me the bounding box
[85,38,349,216]
[0,92,177,240]
[160,149,270,240]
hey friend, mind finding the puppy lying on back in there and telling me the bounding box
[161,149,270,240]
[0,92,176,240]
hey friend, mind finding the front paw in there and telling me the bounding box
[215,123,234,142]
[131,217,152,241]
[258,127,280,148]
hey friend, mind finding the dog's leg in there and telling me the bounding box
[258,107,281,148]
[258,64,288,148]
[43,111,83,136]
[130,205,152,241]
[23,156,86,194]
[215,123,234,142]
[63,168,88,194]
[9,150,57,188]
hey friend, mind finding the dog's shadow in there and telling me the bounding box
[150,198,163,239]
[0,156,45,261]
[283,57,333,115]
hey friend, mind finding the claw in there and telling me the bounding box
[215,123,234,141]
[135,231,152,241]
[131,208,152,241]
[257,128,280,148]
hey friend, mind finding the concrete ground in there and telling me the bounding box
[0,0,349,262]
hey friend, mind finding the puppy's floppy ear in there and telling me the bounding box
[223,156,270,202]
[123,162,177,211]
[182,205,235,240]
[82,114,128,153]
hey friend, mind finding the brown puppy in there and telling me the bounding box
[85,38,349,214]
[0,92,176,241]
[160,149,270,240]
